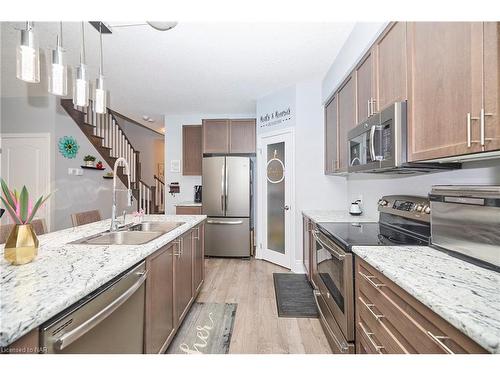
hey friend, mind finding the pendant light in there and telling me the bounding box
[16,22,40,83]
[73,22,89,107]
[94,22,107,114]
[48,22,68,96]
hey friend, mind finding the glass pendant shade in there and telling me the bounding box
[73,64,89,107]
[16,28,40,83]
[48,46,68,96]
[94,74,107,114]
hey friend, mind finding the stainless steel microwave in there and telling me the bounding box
[347,101,460,174]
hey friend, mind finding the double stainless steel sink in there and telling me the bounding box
[71,221,185,245]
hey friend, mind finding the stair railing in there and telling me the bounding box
[153,175,165,213]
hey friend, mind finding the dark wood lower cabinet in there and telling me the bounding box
[193,224,205,294]
[354,257,488,354]
[145,222,205,353]
[145,244,175,354]
[175,230,194,325]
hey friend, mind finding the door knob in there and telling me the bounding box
[283,205,290,211]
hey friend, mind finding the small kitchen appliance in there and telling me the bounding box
[194,185,202,203]
[349,200,362,216]
[311,195,431,353]
[430,185,500,271]
[347,101,460,174]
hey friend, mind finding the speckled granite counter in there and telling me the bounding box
[352,245,500,353]
[302,209,377,223]
[0,214,206,347]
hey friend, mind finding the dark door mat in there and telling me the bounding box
[273,273,319,318]
[166,302,237,354]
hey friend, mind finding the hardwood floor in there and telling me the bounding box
[197,258,332,354]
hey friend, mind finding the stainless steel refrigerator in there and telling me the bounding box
[203,156,251,257]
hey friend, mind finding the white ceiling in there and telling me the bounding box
[1,22,354,116]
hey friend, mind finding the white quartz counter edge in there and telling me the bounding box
[174,201,202,207]
[0,214,206,347]
[302,209,377,223]
[352,245,500,353]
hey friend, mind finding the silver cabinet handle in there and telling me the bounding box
[427,331,454,354]
[359,322,385,354]
[480,108,494,147]
[312,230,345,260]
[369,125,376,161]
[55,269,148,351]
[371,98,376,114]
[207,220,243,225]
[313,290,348,353]
[359,296,385,321]
[193,227,200,240]
[173,237,183,256]
[367,99,371,117]
[467,112,472,148]
[359,271,385,289]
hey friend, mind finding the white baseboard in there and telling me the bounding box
[291,260,306,274]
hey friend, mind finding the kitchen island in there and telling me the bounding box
[0,214,206,350]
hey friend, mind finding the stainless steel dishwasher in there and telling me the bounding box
[40,262,147,353]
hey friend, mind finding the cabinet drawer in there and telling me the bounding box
[357,321,387,354]
[357,293,409,353]
[356,258,487,354]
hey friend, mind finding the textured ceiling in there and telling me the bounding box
[1,22,354,117]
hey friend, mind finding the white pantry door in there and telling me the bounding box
[257,129,295,269]
[0,133,52,230]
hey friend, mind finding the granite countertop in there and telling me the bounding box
[0,214,206,347]
[175,201,202,207]
[302,209,377,223]
[352,245,500,353]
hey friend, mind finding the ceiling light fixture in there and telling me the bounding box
[73,22,89,107]
[48,22,68,96]
[16,22,40,83]
[94,22,107,114]
[107,22,178,32]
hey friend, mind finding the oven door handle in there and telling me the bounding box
[313,290,348,353]
[312,230,345,260]
[54,270,148,351]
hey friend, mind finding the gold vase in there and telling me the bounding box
[4,224,39,265]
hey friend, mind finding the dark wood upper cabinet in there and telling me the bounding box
[374,22,408,111]
[182,125,202,176]
[145,244,174,354]
[202,118,256,154]
[324,94,339,174]
[337,75,356,171]
[407,22,483,161]
[229,119,256,153]
[202,119,230,154]
[483,22,500,152]
[355,51,375,123]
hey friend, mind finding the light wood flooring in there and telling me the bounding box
[197,258,332,354]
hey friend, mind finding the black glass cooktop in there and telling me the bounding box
[317,221,430,251]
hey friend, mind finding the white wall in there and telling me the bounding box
[164,113,255,215]
[294,78,347,270]
[322,22,387,103]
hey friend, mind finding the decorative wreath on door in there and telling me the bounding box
[266,150,285,184]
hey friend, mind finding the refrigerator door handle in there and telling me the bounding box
[225,159,229,214]
[220,162,225,213]
[207,220,244,225]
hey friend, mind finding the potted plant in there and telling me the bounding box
[0,178,51,265]
[83,155,96,167]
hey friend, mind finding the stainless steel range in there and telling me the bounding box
[311,195,431,353]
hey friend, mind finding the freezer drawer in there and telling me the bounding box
[205,217,250,257]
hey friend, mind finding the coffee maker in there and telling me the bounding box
[194,185,202,203]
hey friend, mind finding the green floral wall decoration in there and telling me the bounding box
[58,136,80,159]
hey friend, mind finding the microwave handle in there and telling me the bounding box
[369,125,376,161]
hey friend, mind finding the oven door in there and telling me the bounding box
[312,229,354,342]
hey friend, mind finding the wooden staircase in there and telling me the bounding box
[61,99,165,214]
